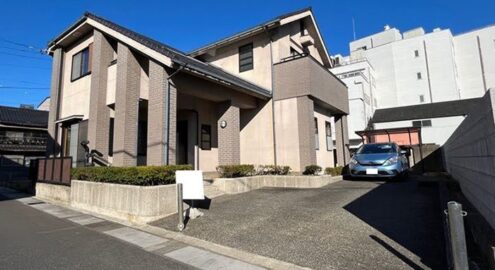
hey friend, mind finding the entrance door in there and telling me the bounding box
[177,120,188,165]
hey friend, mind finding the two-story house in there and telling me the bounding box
[46,7,350,172]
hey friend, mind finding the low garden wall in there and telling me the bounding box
[36,182,71,205]
[70,180,177,223]
[214,175,342,194]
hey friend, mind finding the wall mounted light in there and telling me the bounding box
[220,120,227,129]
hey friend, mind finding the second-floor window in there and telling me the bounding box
[239,43,253,72]
[71,46,92,81]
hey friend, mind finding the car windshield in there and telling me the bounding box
[357,144,396,154]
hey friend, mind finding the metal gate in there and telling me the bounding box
[36,157,72,186]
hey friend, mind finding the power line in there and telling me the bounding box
[0,86,49,90]
[0,37,44,51]
[0,46,44,55]
[0,51,49,60]
[0,63,50,70]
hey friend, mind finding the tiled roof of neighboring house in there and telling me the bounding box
[188,7,312,56]
[0,105,49,128]
[49,12,271,99]
[370,98,481,124]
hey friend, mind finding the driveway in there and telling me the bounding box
[158,177,446,270]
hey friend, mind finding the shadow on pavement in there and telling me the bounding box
[343,178,446,269]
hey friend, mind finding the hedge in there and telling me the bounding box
[303,165,322,175]
[324,166,343,176]
[71,165,193,186]
[216,164,255,178]
[256,165,291,176]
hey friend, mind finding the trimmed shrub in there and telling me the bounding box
[324,166,344,176]
[71,165,192,186]
[303,165,322,175]
[216,164,255,178]
[256,165,291,176]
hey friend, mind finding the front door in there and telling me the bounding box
[177,120,188,165]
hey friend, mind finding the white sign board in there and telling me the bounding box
[176,170,204,200]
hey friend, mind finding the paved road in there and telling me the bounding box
[160,177,447,270]
[0,192,194,270]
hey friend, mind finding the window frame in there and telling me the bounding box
[325,121,332,151]
[239,43,254,72]
[201,124,212,150]
[71,45,92,82]
[314,117,319,150]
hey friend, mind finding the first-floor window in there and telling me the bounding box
[325,121,332,151]
[201,124,211,150]
[314,117,319,150]
[108,118,114,156]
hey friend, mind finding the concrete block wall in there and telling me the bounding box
[113,43,140,166]
[88,30,113,159]
[442,89,495,230]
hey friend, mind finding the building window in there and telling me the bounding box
[412,119,432,128]
[314,117,319,150]
[61,125,72,157]
[71,46,92,81]
[108,118,114,156]
[137,121,147,156]
[325,121,332,151]
[201,124,211,150]
[239,43,253,72]
[414,50,419,57]
[416,72,422,80]
[419,95,425,103]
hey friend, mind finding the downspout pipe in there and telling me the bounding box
[263,26,277,166]
[164,63,186,165]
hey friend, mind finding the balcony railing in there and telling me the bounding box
[0,135,47,151]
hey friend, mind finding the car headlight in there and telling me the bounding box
[349,158,358,166]
[383,156,399,166]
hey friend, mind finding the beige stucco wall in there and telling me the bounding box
[240,100,275,165]
[274,98,301,171]
[60,35,94,120]
[202,34,272,90]
[314,107,335,169]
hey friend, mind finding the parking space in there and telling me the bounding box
[157,177,446,270]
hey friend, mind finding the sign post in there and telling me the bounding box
[176,171,205,230]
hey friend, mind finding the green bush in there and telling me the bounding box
[303,165,322,175]
[71,165,192,186]
[257,165,291,175]
[216,164,255,178]
[324,166,343,176]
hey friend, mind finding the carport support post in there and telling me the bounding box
[177,183,184,232]
[447,201,468,270]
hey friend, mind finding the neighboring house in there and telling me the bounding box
[370,98,480,145]
[0,105,48,168]
[331,23,495,148]
[45,8,350,172]
[37,97,51,111]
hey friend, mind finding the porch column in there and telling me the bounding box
[147,60,177,165]
[47,48,63,157]
[335,115,350,166]
[113,42,140,166]
[217,101,240,165]
[296,96,317,169]
[88,30,113,159]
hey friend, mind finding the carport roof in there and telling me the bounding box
[48,12,272,99]
[370,98,481,124]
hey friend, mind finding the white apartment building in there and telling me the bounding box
[331,24,495,148]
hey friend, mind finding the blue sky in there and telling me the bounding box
[0,0,494,107]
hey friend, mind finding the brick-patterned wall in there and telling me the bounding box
[335,115,350,166]
[47,48,63,157]
[217,101,240,165]
[88,30,113,159]
[147,60,177,165]
[297,96,317,169]
[442,89,495,229]
[112,43,140,166]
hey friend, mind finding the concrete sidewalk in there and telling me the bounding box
[0,187,270,270]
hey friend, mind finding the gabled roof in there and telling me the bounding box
[0,105,48,128]
[48,12,271,99]
[370,98,481,124]
[188,7,332,67]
